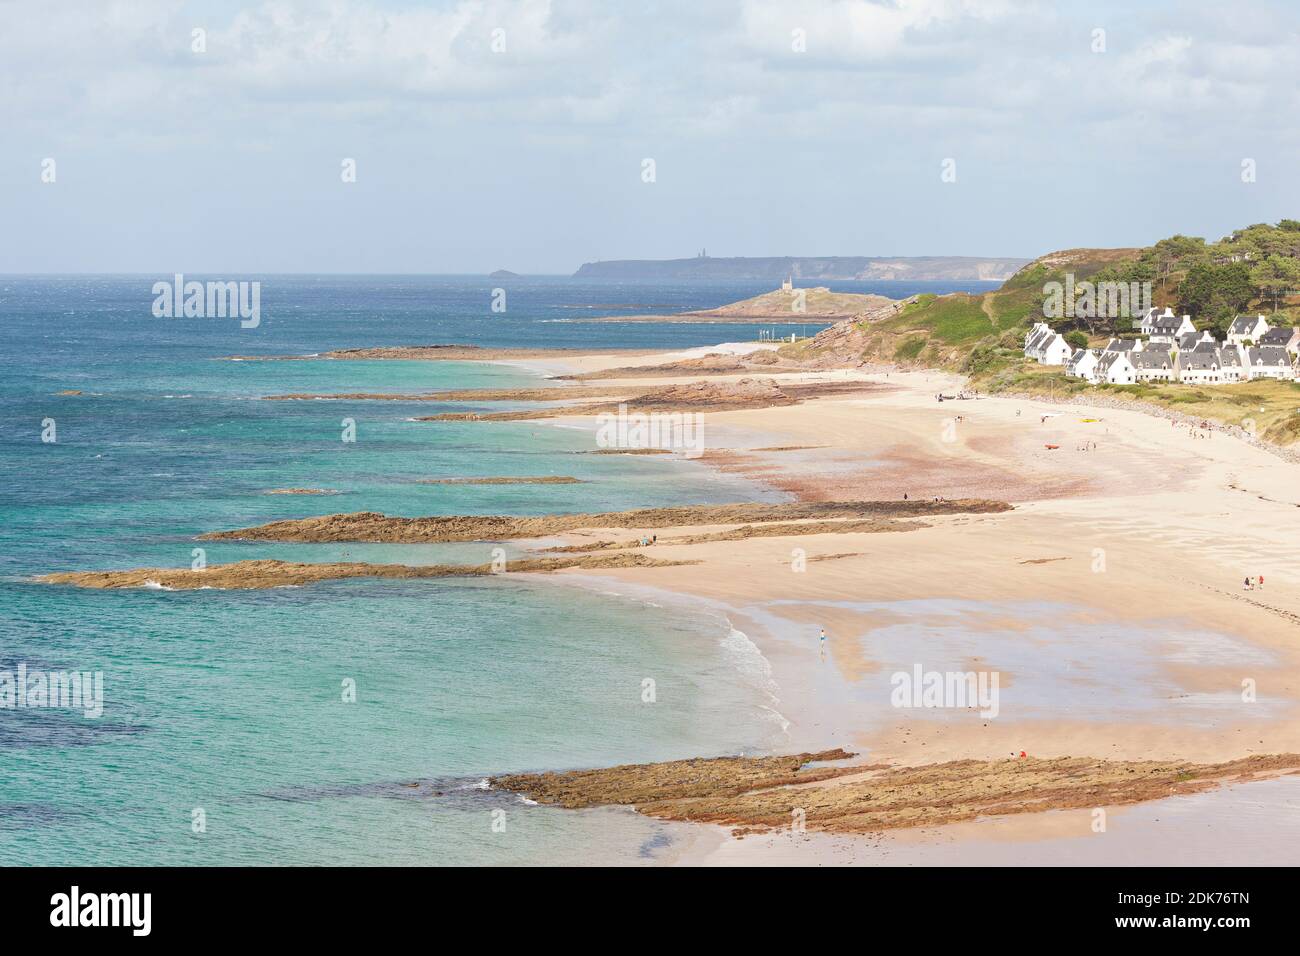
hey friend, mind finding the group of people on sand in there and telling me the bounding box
[1244,575,1265,590]
[1174,418,1214,439]
[637,535,657,547]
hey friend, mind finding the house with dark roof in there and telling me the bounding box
[1217,343,1246,382]
[1104,338,1142,353]
[1131,346,1175,382]
[1023,323,1053,359]
[1023,324,1071,365]
[1065,348,1101,382]
[1040,332,1072,365]
[1244,345,1295,381]
[1095,351,1136,385]
[1258,326,1299,354]
[1227,314,1270,346]
[1146,308,1196,343]
[1179,346,1224,384]
[1174,330,1216,353]
[1137,307,1164,335]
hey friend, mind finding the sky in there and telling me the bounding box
[2,0,1298,274]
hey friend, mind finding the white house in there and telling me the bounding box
[1227,314,1270,346]
[1096,351,1137,385]
[1179,346,1224,384]
[1147,308,1197,344]
[1131,347,1176,382]
[1245,345,1296,381]
[1137,307,1163,335]
[1217,343,1246,383]
[1066,348,1101,382]
[1038,332,1073,366]
[1024,323,1053,360]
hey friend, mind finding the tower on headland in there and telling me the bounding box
[781,276,793,292]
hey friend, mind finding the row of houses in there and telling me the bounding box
[1025,309,1300,386]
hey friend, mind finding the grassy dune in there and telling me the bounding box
[988,366,1300,444]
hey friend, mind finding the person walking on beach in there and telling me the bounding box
[819,627,827,662]
[1258,574,1264,589]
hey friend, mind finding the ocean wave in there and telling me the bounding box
[720,626,789,732]
[720,626,775,685]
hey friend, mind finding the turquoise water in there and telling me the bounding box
[0,275,989,865]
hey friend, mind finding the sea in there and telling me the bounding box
[0,275,995,865]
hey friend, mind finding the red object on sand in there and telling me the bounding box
[1044,444,1059,450]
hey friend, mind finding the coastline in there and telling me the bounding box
[493,346,1300,864]
[28,330,1300,865]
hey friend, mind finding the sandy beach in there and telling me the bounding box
[494,344,1300,864]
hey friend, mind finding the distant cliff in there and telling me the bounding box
[573,256,1030,282]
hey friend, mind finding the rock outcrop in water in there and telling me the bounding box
[540,517,924,552]
[559,353,782,379]
[198,499,1012,544]
[494,751,1300,834]
[494,750,863,808]
[414,378,880,421]
[37,553,693,591]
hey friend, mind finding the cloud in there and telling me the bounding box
[4,0,1295,141]
[737,0,1014,62]
[3,0,1298,271]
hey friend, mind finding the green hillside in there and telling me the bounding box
[776,220,1300,444]
[786,220,1300,376]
